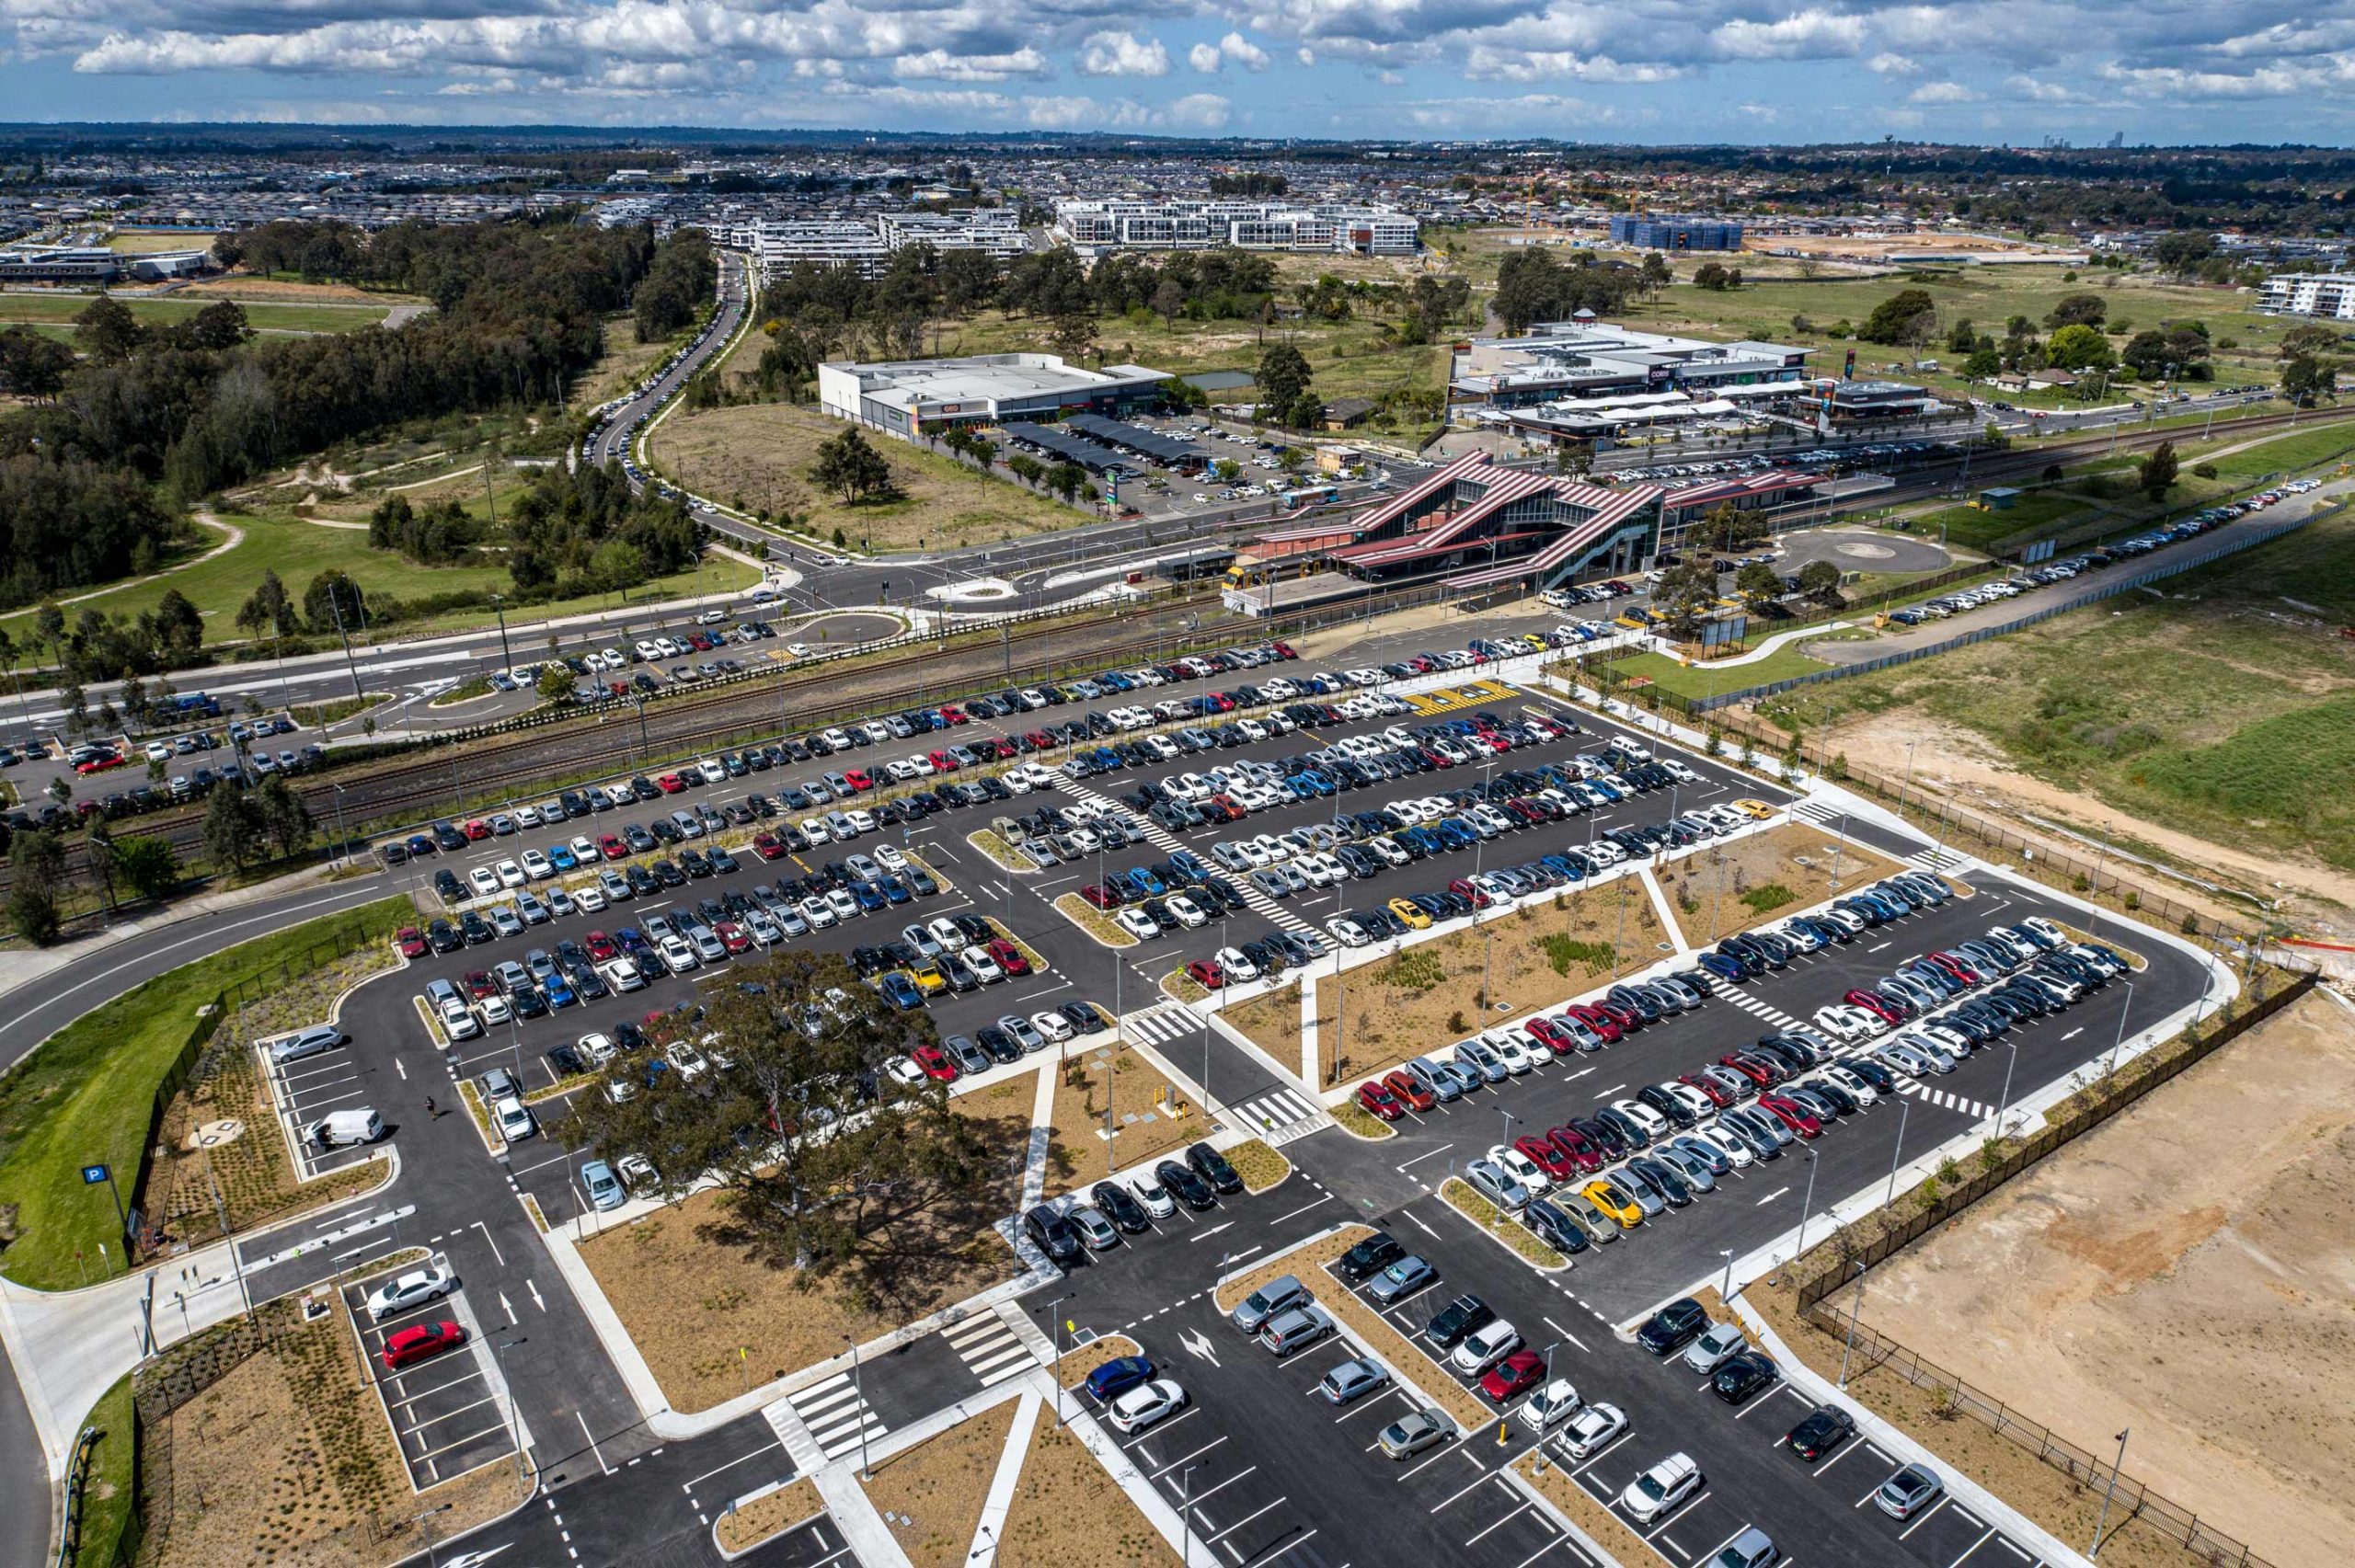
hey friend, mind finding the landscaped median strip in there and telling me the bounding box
[1223,1139,1292,1194]
[1212,1223,1494,1435]
[1439,1177,1568,1272]
[1051,892,1137,947]
[714,1476,822,1557]
[1511,1450,1661,1568]
[967,829,1031,873]
[1330,1100,1397,1140]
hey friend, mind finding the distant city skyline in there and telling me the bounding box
[1,1,2347,143]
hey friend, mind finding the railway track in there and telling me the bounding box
[17,404,2346,891]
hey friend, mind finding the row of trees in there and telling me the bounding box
[633,227,716,343]
[1491,248,1649,334]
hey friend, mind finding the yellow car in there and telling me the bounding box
[1582,1180,1645,1229]
[905,960,948,996]
[1387,898,1432,931]
[1733,798,1777,820]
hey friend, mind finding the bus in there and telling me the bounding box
[1281,486,1339,510]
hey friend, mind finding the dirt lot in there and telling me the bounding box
[995,1419,1178,1566]
[1222,981,1302,1061]
[1659,823,1903,947]
[1310,881,1669,1084]
[654,403,1086,552]
[862,1399,1019,1568]
[577,1095,1028,1412]
[1852,988,2355,1568]
[1044,1046,1198,1197]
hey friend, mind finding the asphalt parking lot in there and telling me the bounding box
[263,1036,397,1179]
[341,1263,522,1490]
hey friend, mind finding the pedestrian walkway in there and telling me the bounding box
[1717,984,1805,1031]
[784,1371,888,1464]
[1061,783,1313,933]
[1223,1083,1335,1147]
[1894,1078,1994,1119]
[942,1310,1035,1390]
[1790,799,1850,828]
[1908,845,1971,874]
[1120,1001,1202,1050]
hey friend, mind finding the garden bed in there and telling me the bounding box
[1223,1139,1292,1194]
[861,1401,1019,1568]
[1656,823,1903,947]
[1044,1047,1196,1198]
[1439,1177,1567,1270]
[714,1478,821,1556]
[994,1419,1178,1567]
[1051,893,1136,948]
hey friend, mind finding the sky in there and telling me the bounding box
[1,0,2350,143]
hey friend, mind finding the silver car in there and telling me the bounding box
[1378,1409,1452,1459]
[1316,1357,1389,1406]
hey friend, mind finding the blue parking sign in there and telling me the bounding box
[81,1164,109,1185]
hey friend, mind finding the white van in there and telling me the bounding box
[269,1024,346,1067]
[307,1108,385,1150]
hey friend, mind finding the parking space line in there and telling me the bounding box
[1570,1432,1634,1475]
[1394,1441,1465,1482]
[1645,1490,1711,1539]
[405,1396,501,1436]
[1898,1496,1951,1539]
[1810,1438,1863,1476]
[1244,1528,1318,1565]
[410,1420,511,1467]
[1205,1496,1285,1543]
[1426,1467,1496,1513]
[1465,1501,1534,1545]
[386,1368,487,1406]
[1184,1467,1258,1510]
[1950,1527,1998,1566]
[1511,1536,1570,1568]
[1150,1436,1227,1479]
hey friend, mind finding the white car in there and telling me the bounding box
[886,1055,927,1088]
[578,1032,616,1065]
[658,934,700,973]
[520,849,555,881]
[493,858,527,888]
[1525,1378,1583,1433]
[1562,1402,1629,1459]
[1620,1452,1702,1523]
[1130,1173,1177,1219]
[1115,909,1160,941]
[365,1266,456,1322]
[434,994,482,1041]
[1488,1142,1553,1196]
[467,865,501,898]
[1451,1319,1522,1376]
[494,1096,536,1141]
[1107,1379,1187,1435]
[1030,1011,1074,1044]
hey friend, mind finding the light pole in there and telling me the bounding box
[1043,1293,1073,1428]
[2089,1428,2131,1558]
[329,782,350,867]
[1883,1099,1911,1209]
[844,1333,871,1479]
[1532,1338,1561,1473]
[1837,1261,1867,1390]
[1178,1463,1200,1566]
[1718,1247,1736,1303]
[2104,979,2134,1077]
[1792,1145,1820,1260]
[1991,1039,2020,1139]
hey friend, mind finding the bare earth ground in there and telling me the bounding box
[1856,989,2355,1568]
[1834,705,2355,928]
[576,1095,1028,1412]
[1059,1333,1144,1388]
[995,1418,1179,1567]
[1659,822,1903,948]
[177,274,426,304]
[860,1399,1019,1568]
[1223,980,1302,1064]
[1044,1045,1198,1197]
[1310,882,1670,1085]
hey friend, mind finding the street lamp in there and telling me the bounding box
[1178,1463,1201,1567]
[1991,1039,2020,1140]
[1792,1145,1820,1261]
[2104,979,2135,1077]
[1042,1293,1073,1428]
[1883,1099,1911,1209]
[2089,1429,2131,1558]
[844,1333,872,1479]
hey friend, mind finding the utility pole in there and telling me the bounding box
[325,586,365,706]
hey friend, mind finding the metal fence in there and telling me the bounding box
[1790,971,2315,1568]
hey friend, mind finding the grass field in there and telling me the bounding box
[0,898,410,1290]
[1605,644,1832,700]
[1916,490,2098,554]
[0,509,752,646]
[1798,504,2355,871]
[571,311,683,412]
[657,402,1090,552]
[0,292,392,334]
[67,1376,136,1568]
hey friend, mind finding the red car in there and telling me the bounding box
[1545,1125,1605,1174]
[715,921,752,956]
[1757,1093,1821,1139]
[1079,884,1123,910]
[986,937,1031,978]
[1445,877,1492,910]
[752,832,786,861]
[394,926,428,959]
[1270,640,1297,660]
[911,1042,959,1082]
[1591,1000,1641,1032]
[844,769,873,792]
[1719,1053,1779,1087]
[1025,730,1054,750]
[464,818,492,841]
[1924,951,1979,985]
[1677,1071,1734,1108]
[1355,1080,1403,1121]
[598,833,627,860]
[584,930,619,961]
[462,969,495,1000]
[1515,1134,1578,1182]
[1845,988,1908,1024]
[1480,1349,1546,1402]
[938,704,969,725]
[1186,958,1226,990]
[382,1320,466,1371]
[655,773,686,794]
[1383,1070,1436,1113]
[1565,1004,1622,1044]
[1522,1017,1577,1056]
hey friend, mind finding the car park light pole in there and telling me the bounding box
[1792,1145,1820,1259]
[1533,1337,1562,1473]
[844,1333,872,1479]
[1178,1462,1200,1566]
[1883,1099,1911,1209]
[1991,1040,2021,1140]
[1718,1247,1737,1303]
[1042,1294,1073,1428]
[2104,980,2135,1079]
[2089,1428,2131,1558]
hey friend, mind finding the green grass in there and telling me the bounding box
[2202,425,2355,481]
[1916,491,2097,554]
[66,1376,136,1568]
[1607,645,1832,701]
[0,510,756,646]
[0,293,391,333]
[0,898,412,1289]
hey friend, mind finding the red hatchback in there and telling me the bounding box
[1186,959,1226,990]
[1481,1350,1545,1402]
[1355,1080,1403,1121]
[1545,1125,1606,1174]
[395,926,428,959]
[844,769,873,792]
[585,930,619,961]
[598,832,627,860]
[1515,1134,1578,1182]
[382,1320,466,1371]
[655,773,686,794]
[1522,1017,1577,1056]
[911,1042,959,1082]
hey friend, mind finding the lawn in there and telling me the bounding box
[0,292,392,334]
[1792,505,2355,870]
[0,509,755,647]
[2201,423,2355,481]
[1603,645,1832,702]
[65,1376,135,1568]
[656,402,1091,553]
[0,896,411,1289]
[1916,490,2098,555]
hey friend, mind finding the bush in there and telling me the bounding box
[2192,463,2219,479]
[2180,911,2200,935]
[2072,873,2090,891]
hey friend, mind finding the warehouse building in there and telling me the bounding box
[1451,321,1814,410]
[1054,199,1418,256]
[817,353,1171,441]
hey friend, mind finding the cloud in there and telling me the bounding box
[1463,45,1683,82]
[1165,89,1232,126]
[1867,51,1920,74]
[1907,78,1979,102]
[1710,9,1867,61]
[892,46,1051,82]
[1189,29,1269,72]
[1075,29,1169,76]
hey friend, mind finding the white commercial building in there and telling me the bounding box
[703,209,1023,280]
[818,352,1170,441]
[1054,198,1418,256]
[2257,273,2355,321]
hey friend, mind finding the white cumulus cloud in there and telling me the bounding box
[1076,29,1168,76]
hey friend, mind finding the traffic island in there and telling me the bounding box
[1223,1139,1292,1194]
[1439,1177,1568,1271]
[994,1419,1178,1566]
[715,1478,822,1557]
[1657,822,1905,947]
[1043,1047,1195,1198]
[1051,893,1137,948]
[859,1402,1020,1568]
[1330,1100,1398,1140]
[1057,1333,1143,1389]
[1511,1451,1659,1568]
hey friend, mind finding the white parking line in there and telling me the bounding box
[1428,1469,1496,1514]
[1206,1496,1286,1543]
[1646,1490,1712,1540]
[1898,1496,1951,1539]
[1949,1527,1998,1566]
[1465,1501,1534,1545]
[1185,1467,1258,1509]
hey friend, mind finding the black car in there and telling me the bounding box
[1155,1160,1216,1210]
[1712,1349,1779,1404]
[1522,1197,1590,1256]
[1186,1142,1242,1195]
[1785,1403,1855,1461]
[1023,1204,1083,1264]
[1424,1293,1494,1351]
[1091,1181,1151,1233]
[1335,1232,1406,1285]
[1637,1297,1708,1356]
[425,919,462,955]
[458,911,494,945]
[434,870,465,901]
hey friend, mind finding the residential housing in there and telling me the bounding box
[1053,199,1418,256]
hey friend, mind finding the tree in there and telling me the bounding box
[1651,559,1721,638]
[1151,278,1186,330]
[75,294,144,362]
[1048,312,1097,364]
[1691,261,1733,292]
[1639,253,1671,300]
[2043,292,2107,329]
[113,835,180,901]
[2279,323,2344,360]
[537,663,577,704]
[201,785,268,872]
[1046,462,1086,502]
[2152,233,2216,276]
[1735,562,1786,607]
[568,949,998,1308]
[1797,559,1844,604]
[2281,353,2338,404]
[304,570,366,637]
[807,429,899,507]
[235,568,298,639]
[1944,318,1979,355]
[2045,324,2115,372]
[7,830,65,944]
[0,325,75,398]
[1256,343,1313,418]
[255,775,315,859]
[1962,347,2003,379]
[1285,391,1325,430]
[1859,290,1936,346]
[2137,439,2179,499]
[1212,458,1242,484]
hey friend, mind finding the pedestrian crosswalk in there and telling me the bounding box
[1062,782,1313,933]
[1718,985,1805,1031]
[1121,1001,1202,1050]
[943,1310,1035,1389]
[1895,1080,1995,1119]
[1791,800,1849,828]
[782,1371,887,1463]
[1224,1084,1335,1146]
[1908,845,1970,874]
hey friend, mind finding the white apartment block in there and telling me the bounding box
[2257,273,2355,321]
[1054,199,1419,256]
[700,209,1022,280]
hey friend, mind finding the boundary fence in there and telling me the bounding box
[1790,969,2315,1568]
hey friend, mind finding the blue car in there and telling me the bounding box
[548,843,579,872]
[1695,951,1749,983]
[542,972,577,1010]
[879,972,925,1011]
[1085,1355,1156,1402]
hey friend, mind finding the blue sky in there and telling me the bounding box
[3,1,2349,143]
